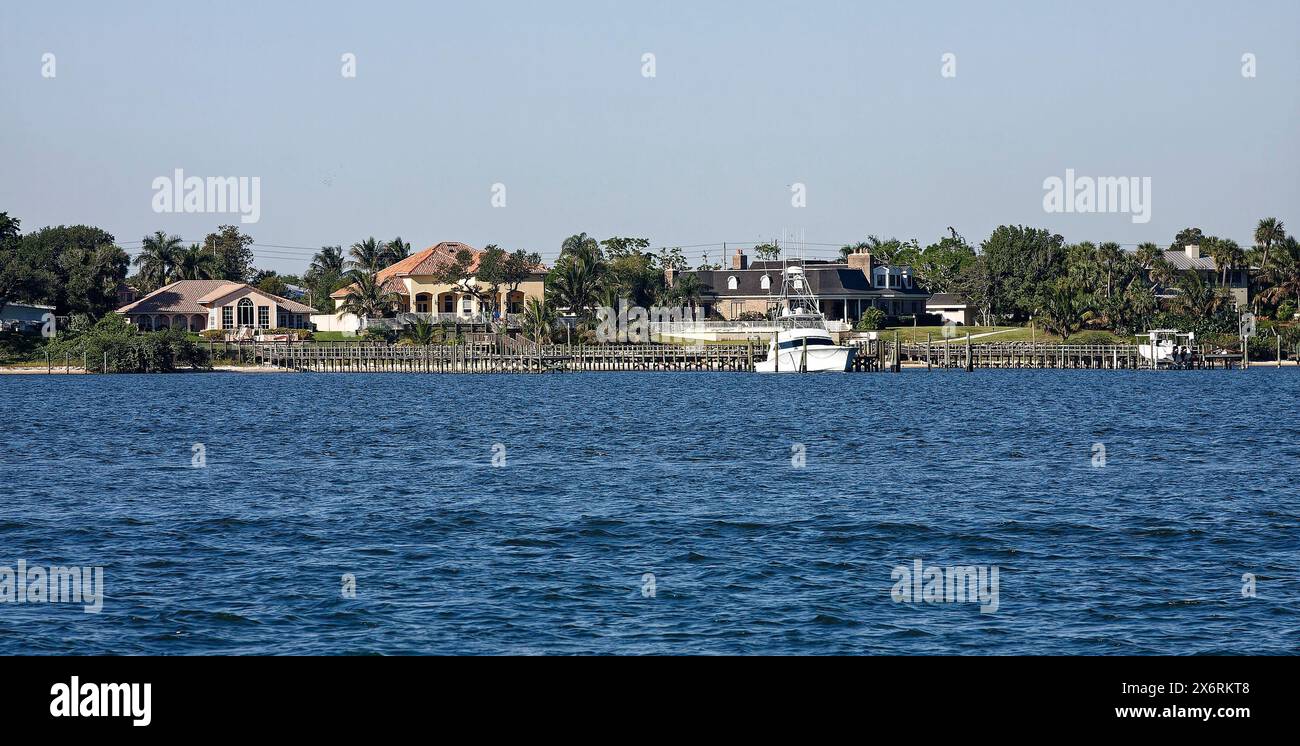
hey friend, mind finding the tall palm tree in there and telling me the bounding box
[1095,242,1123,299]
[384,237,412,266]
[133,231,184,290]
[347,237,387,274]
[338,270,401,321]
[1254,217,1285,270]
[1134,242,1162,270]
[174,243,220,280]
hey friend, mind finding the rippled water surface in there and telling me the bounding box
[1,369,1297,654]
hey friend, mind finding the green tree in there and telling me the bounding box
[520,297,554,343]
[979,225,1067,321]
[202,225,255,282]
[16,224,127,316]
[174,244,220,280]
[401,318,439,345]
[1259,236,1300,311]
[338,269,401,320]
[384,237,412,265]
[914,233,976,293]
[347,237,387,275]
[306,245,346,312]
[133,231,184,291]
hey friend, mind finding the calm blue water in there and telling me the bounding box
[1,369,1297,655]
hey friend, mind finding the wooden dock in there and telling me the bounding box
[200,336,1251,374]
[256,341,775,373]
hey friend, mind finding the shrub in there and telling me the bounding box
[855,307,885,331]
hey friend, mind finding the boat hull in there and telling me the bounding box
[755,345,855,373]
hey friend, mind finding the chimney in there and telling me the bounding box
[1185,244,1201,260]
[732,246,748,270]
[664,266,678,288]
[847,249,873,284]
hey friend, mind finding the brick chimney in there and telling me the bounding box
[1185,244,1201,260]
[847,249,873,285]
[732,246,748,270]
[664,266,677,288]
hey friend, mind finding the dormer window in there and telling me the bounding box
[727,276,738,290]
[760,275,771,290]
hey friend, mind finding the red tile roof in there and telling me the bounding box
[115,280,318,315]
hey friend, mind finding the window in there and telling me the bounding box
[257,306,270,329]
[222,307,233,329]
[442,294,455,313]
[760,275,771,290]
[237,298,254,326]
[727,276,738,290]
[415,293,430,313]
[461,297,472,314]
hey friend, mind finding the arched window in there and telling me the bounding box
[414,292,431,313]
[760,275,771,290]
[727,276,738,290]
[237,298,254,326]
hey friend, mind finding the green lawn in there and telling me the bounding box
[311,331,359,342]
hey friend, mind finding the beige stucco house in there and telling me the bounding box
[326,241,546,330]
[115,280,318,333]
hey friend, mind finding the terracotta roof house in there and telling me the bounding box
[326,242,546,329]
[115,280,318,333]
[675,247,930,323]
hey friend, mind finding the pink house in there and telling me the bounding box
[115,280,318,333]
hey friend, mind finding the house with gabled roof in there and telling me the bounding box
[114,279,318,333]
[677,246,930,323]
[326,241,546,330]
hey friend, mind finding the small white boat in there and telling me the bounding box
[754,265,855,373]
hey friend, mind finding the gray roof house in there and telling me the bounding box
[673,247,930,323]
[1161,244,1249,307]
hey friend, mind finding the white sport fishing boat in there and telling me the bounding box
[754,264,856,373]
[1138,329,1195,365]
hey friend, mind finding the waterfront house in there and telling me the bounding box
[324,241,547,332]
[925,293,974,326]
[114,279,318,333]
[1161,244,1250,307]
[674,247,930,323]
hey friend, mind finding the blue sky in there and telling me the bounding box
[2,0,1297,273]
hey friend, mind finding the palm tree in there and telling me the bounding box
[1134,242,1163,270]
[1036,285,1084,340]
[1259,236,1300,312]
[401,318,439,345]
[549,250,601,321]
[1208,238,1246,285]
[347,237,387,274]
[308,245,345,279]
[174,244,220,280]
[338,270,401,321]
[1254,217,1285,270]
[521,297,554,343]
[1172,270,1227,326]
[384,237,412,265]
[1096,242,1123,299]
[133,231,184,290]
